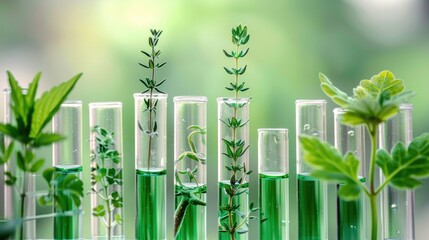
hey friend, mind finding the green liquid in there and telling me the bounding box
[259,173,289,240]
[174,184,206,239]
[297,173,327,240]
[54,165,83,240]
[135,168,166,240]
[337,177,366,240]
[218,181,249,240]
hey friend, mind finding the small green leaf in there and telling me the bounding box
[43,168,55,183]
[224,67,233,75]
[92,205,106,217]
[29,159,44,173]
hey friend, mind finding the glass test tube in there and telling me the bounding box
[258,128,289,240]
[3,88,36,239]
[134,93,167,240]
[174,96,207,240]
[52,101,83,239]
[334,108,367,240]
[296,99,328,240]
[379,104,414,240]
[89,102,124,239]
[218,97,250,240]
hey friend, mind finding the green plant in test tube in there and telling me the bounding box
[299,70,429,240]
[218,24,257,240]
[334,108,367,240]
[258,128,289,240]
[295,100,328,240]
[174,96,208,239]
[89,103,124,240]
[135,28,168,240]
[0,71,83,240]
[52,101,83,239]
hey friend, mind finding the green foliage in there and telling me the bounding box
[0,71,83,239]
[376,133,429,189]
[299,135,363,200]
[320,71,413,128]
[39,168,84,210]
[90,126,123,235]
[302,70,429,240]
[223,24,250,96]
[139,29,166,94]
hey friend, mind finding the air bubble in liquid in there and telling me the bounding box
[348,130,354,137]
[303,124,310,134]
[310,128,319,136]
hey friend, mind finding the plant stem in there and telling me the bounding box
[147,41,156,171]
[19,172,26,240]
[174,198,190,237]
[104,184,112,240]
[368,125,378,240]
[19,144,29,240]
[370,194,378,240]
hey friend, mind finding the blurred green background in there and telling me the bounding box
[1,0,429,239]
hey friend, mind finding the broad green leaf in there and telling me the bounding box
[33,133,65,147]
[0,123,19,139]
[299,135,362,200]
[356,70,404,99]
[30,73,82,138]
[376,133,429,189]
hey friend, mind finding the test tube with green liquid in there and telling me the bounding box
[258,128,289,240]
[296,99,328,240]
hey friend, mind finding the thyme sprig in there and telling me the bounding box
[138,29,166,171]
[90,126,123,240]
[219,24,256,240]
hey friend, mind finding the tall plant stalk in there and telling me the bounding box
[138,29,166,171]
[299,70,429,240]
[219,24,256,240]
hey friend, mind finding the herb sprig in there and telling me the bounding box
[299,70,429,240]
[138,29,167,170]
[218,24,257,240]
[90,126,123,240]
[0,71,83,239]
[174,125,207,237]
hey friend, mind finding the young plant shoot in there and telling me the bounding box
[135,29,168,240]
[218,24,257,240]
[90,126,123,240]
[299,70,429,240]
[0,71,84,240]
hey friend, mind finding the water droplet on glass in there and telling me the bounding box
[274,136,280,144]
[396,230,400,235]
[348,130,354,137]
[391,204,398,212]
[310,128,319,136]
[303,124,311,134]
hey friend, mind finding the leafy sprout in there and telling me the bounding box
[219,24,256,240]
[300,70,429,240]
[90,126,123,240]
[0,71,83,240]
[138,29,167,171]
